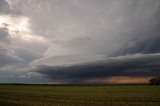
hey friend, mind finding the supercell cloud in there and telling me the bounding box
[0,0,160,84]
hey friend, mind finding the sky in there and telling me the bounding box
[0,0,160,84]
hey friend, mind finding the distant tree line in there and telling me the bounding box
[149,77,160,85]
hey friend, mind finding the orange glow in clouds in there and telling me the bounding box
[87,76,152,84]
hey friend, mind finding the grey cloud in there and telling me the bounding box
[0,0,50,83]
[0,28,11,44]
[25,0,160,57]
[0,0,49,67]
[0,26,43,67]
[115,34,160,56]
[32,54,106,66]
[0,66,46,83]
[15,48,43,66]
[0,45,21,67]
[1,0,160,83]
[0,0,22,15]
[0,0,10,14]
[35,53,160,83]
[0,28,21,66]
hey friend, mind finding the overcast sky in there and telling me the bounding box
[0,0,160,84]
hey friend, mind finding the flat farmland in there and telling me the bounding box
[0,85,160,106]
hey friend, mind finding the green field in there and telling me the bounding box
[0,85,160,106]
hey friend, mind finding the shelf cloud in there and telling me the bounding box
[35,53,160,84]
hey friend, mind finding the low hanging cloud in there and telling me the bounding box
[35,53,160,84]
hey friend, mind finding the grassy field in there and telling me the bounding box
[0,85,160,106]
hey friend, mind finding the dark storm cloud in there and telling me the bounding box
[35,53,160,83]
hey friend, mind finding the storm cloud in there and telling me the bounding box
[0,0,160,84]
[34,53,160,83]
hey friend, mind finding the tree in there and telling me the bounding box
[149,77,160,85]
